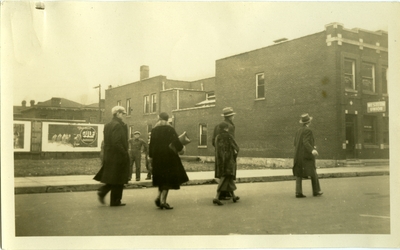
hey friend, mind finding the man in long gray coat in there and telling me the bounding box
[94,106,130,206]
[293,113,323,198]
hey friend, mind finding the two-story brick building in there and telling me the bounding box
[104,22,389,166]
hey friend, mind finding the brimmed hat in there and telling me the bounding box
[299,113,313,124]
[111,106,126,115]
[221,107,236,117]
[133,131,141,135]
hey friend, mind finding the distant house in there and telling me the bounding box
[14,97,105,123]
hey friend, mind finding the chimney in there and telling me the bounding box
[30,100,35,106]
[140,65,149,80]
[22,100,27,107]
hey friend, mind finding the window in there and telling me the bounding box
[382,67,388,94]
[199,124,207,146]
[117,100,121,106]
[129,126,134,138]
[344,59,356,90]
[206,91,215,100]
[256,73,265,99]
[126,99,131,115]
[363,116,376,144]
[150,94,157,113]
[143,95,150,114]
[362,63,375,92]
[383,117,389,144]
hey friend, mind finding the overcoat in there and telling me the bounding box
[214,130,239,179]
[149,121,189,189]
[94,117,130,185]
[293,126,317,177]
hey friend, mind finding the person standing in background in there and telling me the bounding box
[128,131,148,181]
[94,106,130,206]
[292,113,323,198]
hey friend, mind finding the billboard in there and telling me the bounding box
[41,122,104,152]
[13,121,31,152]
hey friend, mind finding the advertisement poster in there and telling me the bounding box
[13,121,31,152]
[41,122,104,152]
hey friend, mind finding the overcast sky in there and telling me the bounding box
[2,1,398,106]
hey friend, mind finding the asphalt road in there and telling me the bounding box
[15,176,390,236]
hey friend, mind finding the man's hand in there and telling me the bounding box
[312,149,319,156]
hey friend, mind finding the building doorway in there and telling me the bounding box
[345,114,357,159]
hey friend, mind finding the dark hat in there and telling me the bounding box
[111,106,126,115]
[159,112,169,121]
[299,113,313,124]
[221,107,236,117]
[133,131,141,135]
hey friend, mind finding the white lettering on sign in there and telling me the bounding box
[367,101,386,113]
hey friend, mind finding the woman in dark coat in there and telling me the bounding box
[148,112,189,210]
[293,113,323,198]
[94,106,130,206]
[213,122,240,205]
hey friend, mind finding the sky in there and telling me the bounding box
[2,1,398,106]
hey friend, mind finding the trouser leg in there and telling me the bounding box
[135,154,141,180]
[129,153,134,180]
[98,184,112,198]
[145,157,152,178]
[296,177,303,194]
[110,184,124,206]
[311,172,321,194]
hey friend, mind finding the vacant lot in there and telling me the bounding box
[14,158,266,177]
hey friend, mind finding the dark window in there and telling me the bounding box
[143,96,149,114]
[126,99,131,115]
[256,73,265,99]
[362,63,375,92]
[199,124,207,146]
[344,59,356,90]
[150,94,157,113]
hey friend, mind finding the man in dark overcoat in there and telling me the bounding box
[293,113,323,198]
[94,106,130,206]
[212,107,236,200]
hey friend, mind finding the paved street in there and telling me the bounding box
[15,175,390,236]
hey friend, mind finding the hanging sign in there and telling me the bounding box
[367,101,386,113]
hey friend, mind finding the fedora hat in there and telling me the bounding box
[221,107,236,117]
[299,113,313,124]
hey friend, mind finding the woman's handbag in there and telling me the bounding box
[169,131,191,155]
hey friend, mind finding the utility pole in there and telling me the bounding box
[93,84,101,123]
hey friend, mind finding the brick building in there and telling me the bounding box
[104,22,389,164]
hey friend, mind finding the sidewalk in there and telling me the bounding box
[14,165,389,194]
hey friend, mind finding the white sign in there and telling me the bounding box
[367,101,386,113]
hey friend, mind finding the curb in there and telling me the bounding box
[14,170,389,195]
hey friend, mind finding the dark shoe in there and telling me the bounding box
[145,177,151,180]
[313,191,323,197]
[110,203,126,207]
[160,203,173,210]
[97,192,105,204]
[212,198,223,206]
[154,198,161,207]
[232,196,240,203]
[296,193,306,198]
